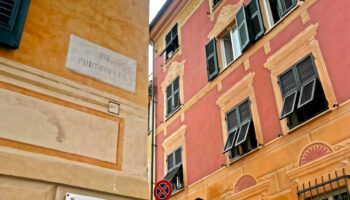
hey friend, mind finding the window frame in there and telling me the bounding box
[216,73,263,165]
[164,23,179,62]
[264,23,337,135]
[263,0,298,30]
[165,146,184,194]
[223,98,257,161]
[166,76,181,118]
[220,26,242,69]
[277,53,328,129]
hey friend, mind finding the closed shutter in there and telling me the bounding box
[205,38,219,81]
[0,0,31,48]
[166,84,173,115]
[173,77,180,110]
[246,0,265,42]
[277,0,297,17]
[235,4,250,51]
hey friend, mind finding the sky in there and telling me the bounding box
[149,0,167,77]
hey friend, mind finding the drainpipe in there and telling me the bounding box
[149,38,156,200]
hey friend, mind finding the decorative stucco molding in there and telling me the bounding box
[299,142,333,166]
[161,60,185,119]
[208,0,243,39]
[221,180,269,200]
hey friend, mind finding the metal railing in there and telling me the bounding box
[297,168,350,200]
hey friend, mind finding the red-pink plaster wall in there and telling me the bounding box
[153,0,350,185]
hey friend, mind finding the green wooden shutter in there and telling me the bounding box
[277,0,297,17]
[166,84,173,116]
[246,0,265,42]
[205,38,219,81]
[0,0,31,48]
[235,4,250,51]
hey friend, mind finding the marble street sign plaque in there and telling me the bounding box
[66,34,137,93]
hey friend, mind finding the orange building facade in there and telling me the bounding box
[0,0,149,199]
[149,0,350,199]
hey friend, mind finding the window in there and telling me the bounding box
[166,76,180,117]
[278,54,328,129]
[220,27,242,68]
[0,0,31,48]
[222,99,257,161]
[205,0,264,81]
[212,0,221,8]
[164,147,184,194]
[264,0,297,26]
[165,24,179,61]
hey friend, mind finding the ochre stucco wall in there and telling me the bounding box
[0,0,149,107]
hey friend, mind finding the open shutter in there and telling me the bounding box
[278,68,298,119]
[235,4,250,51]
[246,0,265,42]
[235,120,251,146]
[298,78,316,108]
[0,0,30,48]
[222,129,237,154]
[205,38,219,81]
[277,0,297,17]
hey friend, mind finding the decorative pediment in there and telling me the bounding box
[299,142,333,166]
[208,0,243,39]
[161,60,185,91]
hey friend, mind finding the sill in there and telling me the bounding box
[285,108,333,135]
[165,106,182,121]
[219,54,243,75]
[264,5,299,35]
[164,47,180,65]
[228,147,259,165]
[171,187,184,196]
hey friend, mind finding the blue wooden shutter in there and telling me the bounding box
[0,0,31,48]
[235,4,250,51]
[246,0,265,42]
[205,38,219,81]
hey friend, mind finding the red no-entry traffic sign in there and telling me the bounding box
[154,180,172,200]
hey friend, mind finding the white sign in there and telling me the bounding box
[66,193,106,200]
[66,34,137,93]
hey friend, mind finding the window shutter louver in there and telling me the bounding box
[296,55,317,84]
[235,120,251,146]
[166,84,172,115]
[279,68,297,95]
[222,130,237,154]
[279,90,298,119]
[298,78,316,108]
[205,38,219,81]
[239,100,251,123]
[0,0,30,48]
[167,154,174,171]
[226,109,238,132]
[235,4,250,51]
[175,148,182,165]
[277,0,297,17]
[246,0,265,42]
